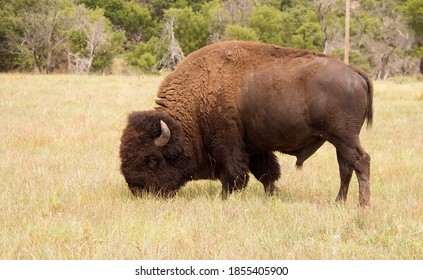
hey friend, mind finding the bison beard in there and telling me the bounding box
[120,41,373,206]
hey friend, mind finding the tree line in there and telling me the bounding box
[0,0,421,78]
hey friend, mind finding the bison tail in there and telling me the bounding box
[364,74,374,129]
[351,65,373,129]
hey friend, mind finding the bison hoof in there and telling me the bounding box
[265,184,280,196]
[359,199,370,208]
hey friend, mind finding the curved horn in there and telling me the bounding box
[154,120,171,147]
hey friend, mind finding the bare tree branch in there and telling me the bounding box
[156,14,185,71]
[67,6,110,74]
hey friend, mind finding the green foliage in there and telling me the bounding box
[250,5,285,45]
[412,46,423,58]
[200,0,228,40]
[165,7,209,55]
[144,0,173,19]
[67,29,86,53]
[258,0,284,9]
[354,12,383,39]
[293,22,324,50]
[92,30,126,72]
[398,0,423,74]
[399,0,423,37]
[0,2,19,71]
[145,0,213,20]
[124,37,161,71]
[331,48,372,74]
[224,24,259,41]
[0,0,421,75]
[250,2,324,50]
[65,5,125,73]
[79,0,158,41]
[285,0,317,27]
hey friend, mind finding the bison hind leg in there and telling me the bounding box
[331,139,371,207]
[335,150,354,203]
[249,152,281,195]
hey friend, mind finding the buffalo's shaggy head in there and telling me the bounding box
[119,110,187,197]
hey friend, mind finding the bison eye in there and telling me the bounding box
[145,156,160,169]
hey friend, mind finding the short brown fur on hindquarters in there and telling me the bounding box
[120,41,373,206]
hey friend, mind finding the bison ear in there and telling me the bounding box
[154,120,171,147]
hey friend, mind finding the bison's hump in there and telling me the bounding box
[155,41,330,120]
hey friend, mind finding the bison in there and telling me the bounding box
[120,41,373,206]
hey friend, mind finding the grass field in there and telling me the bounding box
[0,74,422,260]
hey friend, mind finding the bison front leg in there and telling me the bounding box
[207,119,250,198]
[218,144,250,199]
[221,171,250,199]
[249,152,281,195]
[209,143,249,199]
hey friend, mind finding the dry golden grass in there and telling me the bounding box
[0,74,422,259]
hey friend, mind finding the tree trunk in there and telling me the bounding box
[317,3,334,54]
[416,40,423,75]
[33,51,43,73]
[45,10,56,74]
[377,50,393,79]
[46,48,53,74]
